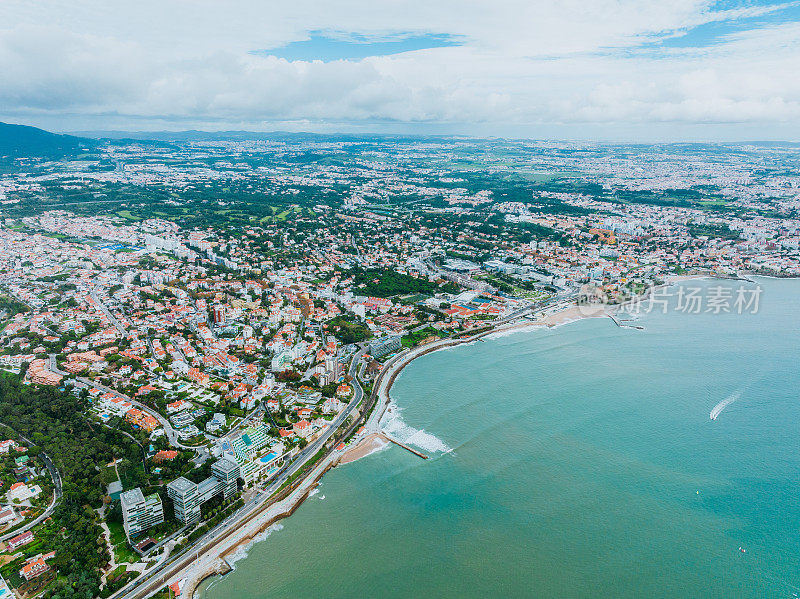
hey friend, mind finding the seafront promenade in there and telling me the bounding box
[107,281,729,598]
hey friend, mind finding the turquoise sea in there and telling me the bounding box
[200,277,800,599]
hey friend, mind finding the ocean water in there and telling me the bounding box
[199,277,800,599]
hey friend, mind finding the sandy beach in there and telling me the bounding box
[179,298,619,596]
[338,433,390,464]
[183,287,710,594]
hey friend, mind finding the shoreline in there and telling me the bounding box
[340,298,610,463]
[187,272,757,596]
[341,271,751,463]
[180,454,341,599]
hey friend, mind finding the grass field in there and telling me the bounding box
[108,520,139,564]
[99,464,119,485]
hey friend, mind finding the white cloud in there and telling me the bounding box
[0,0,798,138]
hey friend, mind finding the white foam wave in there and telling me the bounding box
[307,488,326,500]
[225,523,284,569]
[710,391,742,420]
[434,344,462,353]
[484,326,541,340]
[380,406,452,453]
[435,339,481,352]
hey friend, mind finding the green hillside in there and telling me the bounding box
[0,121,92,158]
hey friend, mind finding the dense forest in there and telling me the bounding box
[0,374,142,599]
[346,268,457,298]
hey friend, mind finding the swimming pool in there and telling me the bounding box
[259,452,277,464]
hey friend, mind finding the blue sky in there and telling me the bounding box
[0,0,799,140]
[259,31,463,61]
[648,1,800,49]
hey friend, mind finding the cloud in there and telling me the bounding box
[0,0,798,137]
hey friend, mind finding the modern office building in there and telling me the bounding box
[120,488,164,539]
[167,458,240,525]
[211,457,239,498]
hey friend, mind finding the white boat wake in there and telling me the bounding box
[710,391,742,420]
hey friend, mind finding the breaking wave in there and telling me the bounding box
[484,326,541,340]
[380,405,452,453]
[225,523,284,569]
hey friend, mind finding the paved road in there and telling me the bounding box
[85,379,197,451]
[112,350,366,599]
[255,348,364,495]
[113,299,582,598]
[0,427,62,542]
[49,355,199,452]
[110,295,580,599]
[110,287,581,599]
[90,290,128,337]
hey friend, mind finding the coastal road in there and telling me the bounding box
[255,348,364,495]
[111,293,577,599]
[114,290,577,599]
[112,350,366,599]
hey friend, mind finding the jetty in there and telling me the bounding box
[607,313,644,330]
[382,434,429,459]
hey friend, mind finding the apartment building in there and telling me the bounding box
[120,488,164,539]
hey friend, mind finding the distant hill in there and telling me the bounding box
[0,122,93,158]
[75,129,463,143]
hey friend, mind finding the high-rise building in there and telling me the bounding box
[211,457,240,499]
[166,477,201,524]
[212,306,225,324]
[120,488,164,539]
[167,458,241,525]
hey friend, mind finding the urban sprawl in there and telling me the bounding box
[0,135,798,599]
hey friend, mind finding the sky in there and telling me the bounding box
[1,0,799,140]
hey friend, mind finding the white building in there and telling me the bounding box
[120,488,164,540]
